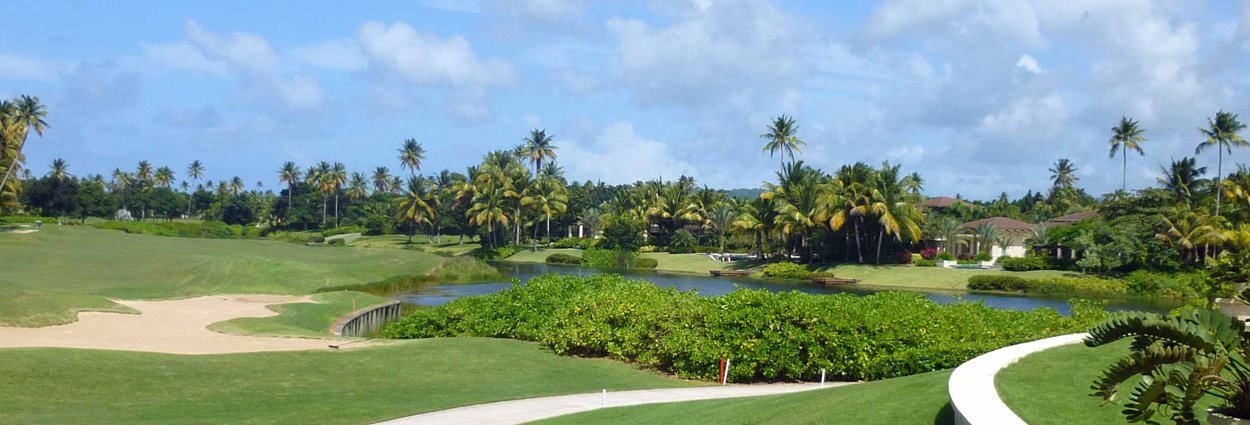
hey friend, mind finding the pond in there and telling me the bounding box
[394,262,1178,315]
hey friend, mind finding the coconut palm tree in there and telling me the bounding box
[396,176,437,243]
[522,129,558,176]
[186,160,205,185]
[1197,111,1248,216]
[901,172,924,197]
[467,185,510,248]
[0,95,49,191]
[306,162,332,224]
[580,208,603,239]
[229,176,244,195]
[278,161,301,213]
[372,166,391,193]
[347,172,368,201]
[1049,158,1078,189]
[398,138,425,177]
[707,202,738,256]
[521,177,568,246]
[761,114,805,171]
[329,162,348,226]
[934,216,966,255]
[154,167,175,188]
[1158,157,1207,209]
[967,222,999,256]
[734,197,777,259]
[765,161,825,262]
[1108,117,1147,193]
[47,158,69,181]
[867,162,923,264]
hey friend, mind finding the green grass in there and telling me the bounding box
[208,291,391,338]
[536,370,954,425]
[998,341,1218,425]
[504,248,732,274]
[0,226,456,326]
[0,338,697,424]
[812,264,1074,291]
[350,234,481,256]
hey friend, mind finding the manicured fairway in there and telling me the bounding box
[0,338,697,425]
[208,291,391,338]
[535,370,954,425]
[997,340,1218,425]
[0,226,447,326]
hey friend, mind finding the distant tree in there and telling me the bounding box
[75,179,113,223]
[522,129,558,176]
[1196,110,1247,216]
[1109,116,1146,192]
[761,114,805,171]
[398,138,425,177]
[1049,158,1078,189]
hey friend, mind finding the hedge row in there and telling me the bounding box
[967,274,1126,297]
[545,253,581,265]
[92,220,259,239]
[384,274,1106,382]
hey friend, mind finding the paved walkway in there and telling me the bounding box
[376,382,844,425]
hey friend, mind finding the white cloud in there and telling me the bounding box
[0,53,58,81]
[423,0,482,13]
[562,122,698,183]
[977,93,1069,139]
[288,39,366,72]
[493,0,585,23]
[1015,54,1044,73]
[140,42,229,76]
[180,20,324,109]
[359,21,516,88]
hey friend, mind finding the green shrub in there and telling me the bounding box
[383,274,1106,382]
[552,237,595,249]
[327,238,346,246]
[633,257,658,269]
[760,262,813,280]
[92,220,254,239]
[639,245,659,253]
[974,253,992,262]
[545,253,582,265]
[321,225,365,237]
[1123,270,1209,299]
[579,247,619,268]
[967,275,1126,297]
[997,255,1078,272]
[470,244,520,260]
[915,259,937,267]
[0,215,56,224]
[935,252,955,261]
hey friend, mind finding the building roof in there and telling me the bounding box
[958,217,1038,233]
[919,196,973,209]
[1046,209,1099,227]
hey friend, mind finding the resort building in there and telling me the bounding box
[957,217,1037,260]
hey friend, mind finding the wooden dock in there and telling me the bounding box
[811,276,859,285]
[709,270,751,277]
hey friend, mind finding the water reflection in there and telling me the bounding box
[393,262,1177,315]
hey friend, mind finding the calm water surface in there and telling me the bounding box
[394,262,1177,314]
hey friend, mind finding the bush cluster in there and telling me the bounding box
[552,237,595,249]
[321,225,366,237]
[579,247,619,268]
[545,253,581,265]
[967,275,1126,297]
[759,262,813,280]
[633,257,658,269]
[384,274,1106,382]
[93,220,258,239]
[915,259,937,267]
[919,247,937,260]
[1123,270,1211,299]
[0,215,56,224]
[998,255,1077,272]
[470,244,520,260]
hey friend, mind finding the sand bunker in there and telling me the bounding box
[0,295,352,354]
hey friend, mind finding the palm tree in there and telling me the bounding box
[135,160,153,183]
[1026,223,1051,247]
[1109,116,1147,192]
[396,177,437,243]
[186,160,205,185]
[229,176,244,195]
[328,162,348,226]
[707,202,737,256]
[522,129,558,176]
[867,162,923,264]
[0,95,49,191]
[761,114,805,171]
[372,166,391,193]
[968,222,998,256]
[734,197,778,259]
[521,177,568,246]
[1196,111,1248,216]
[933,216,966,255]
[1158,157,1207,208]
[398,138,426,177]
[47,158,69,181]
[580,208,603,239]
[306,162,332,224]
[154,167,175,188]
[901,172,924,197]
[278,161,301,213]
[1049,158,1078,189]
[765,161,824,262]
[347,172,368,202]
[467,185,510,248]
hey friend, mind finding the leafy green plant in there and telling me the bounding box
[915,259,937,267]
[545,253,581,265]
[967,275,1126,297]
[579,247,618,268]
[759,261,813,280]
[384,274,1106,382]
[1085,296,1250,424]
[633,257,658,269]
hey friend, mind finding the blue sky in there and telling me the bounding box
[3,0,1250,199]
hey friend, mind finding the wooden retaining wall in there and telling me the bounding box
[332,301,403,337]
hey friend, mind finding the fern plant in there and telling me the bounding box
[1085,289,1250,424]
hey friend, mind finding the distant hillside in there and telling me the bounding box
[725,188,764,199]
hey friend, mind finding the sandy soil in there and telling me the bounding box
[0,295,354,354]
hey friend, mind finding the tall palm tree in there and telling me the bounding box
[934,216,967,255]
[867,162,923,264]
[521,177,568,246]
[901,172,924,197]
[969,222,999,256]
[47,158,69,181]
[760,114,805,171]
[707,202,738,256]
[229,176,244,195]
[1049,158,1078,189]
[154,167,175,188]
[467,185,510,248]
[1109,116,1147,193]
[278,161,301,213]
[186,160,205,185]
[329,162,348,226]
[734,197,778,259]
[396,176,437,243]
[306,162,332,224]
[0,95,49,191]
[135,160,153,183]
[1196,110,1248,216]
[398,138,425,177]
[522,129,558,176]
[372,166,391,194]
[1158,157,1207,208]
[347,172,368,201]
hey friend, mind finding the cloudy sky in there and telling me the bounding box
[4,0,1250,199]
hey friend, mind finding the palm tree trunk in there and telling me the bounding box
[853,220,865,264]
[875,228,884,265]
[321,193,327,224]
[1217,148,1224,216]
[1122,152,1127,192]
[514,207,521,245]
[334,191,340,227]
[546,216,552,247]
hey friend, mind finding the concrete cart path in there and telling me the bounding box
[376,382,848,425]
